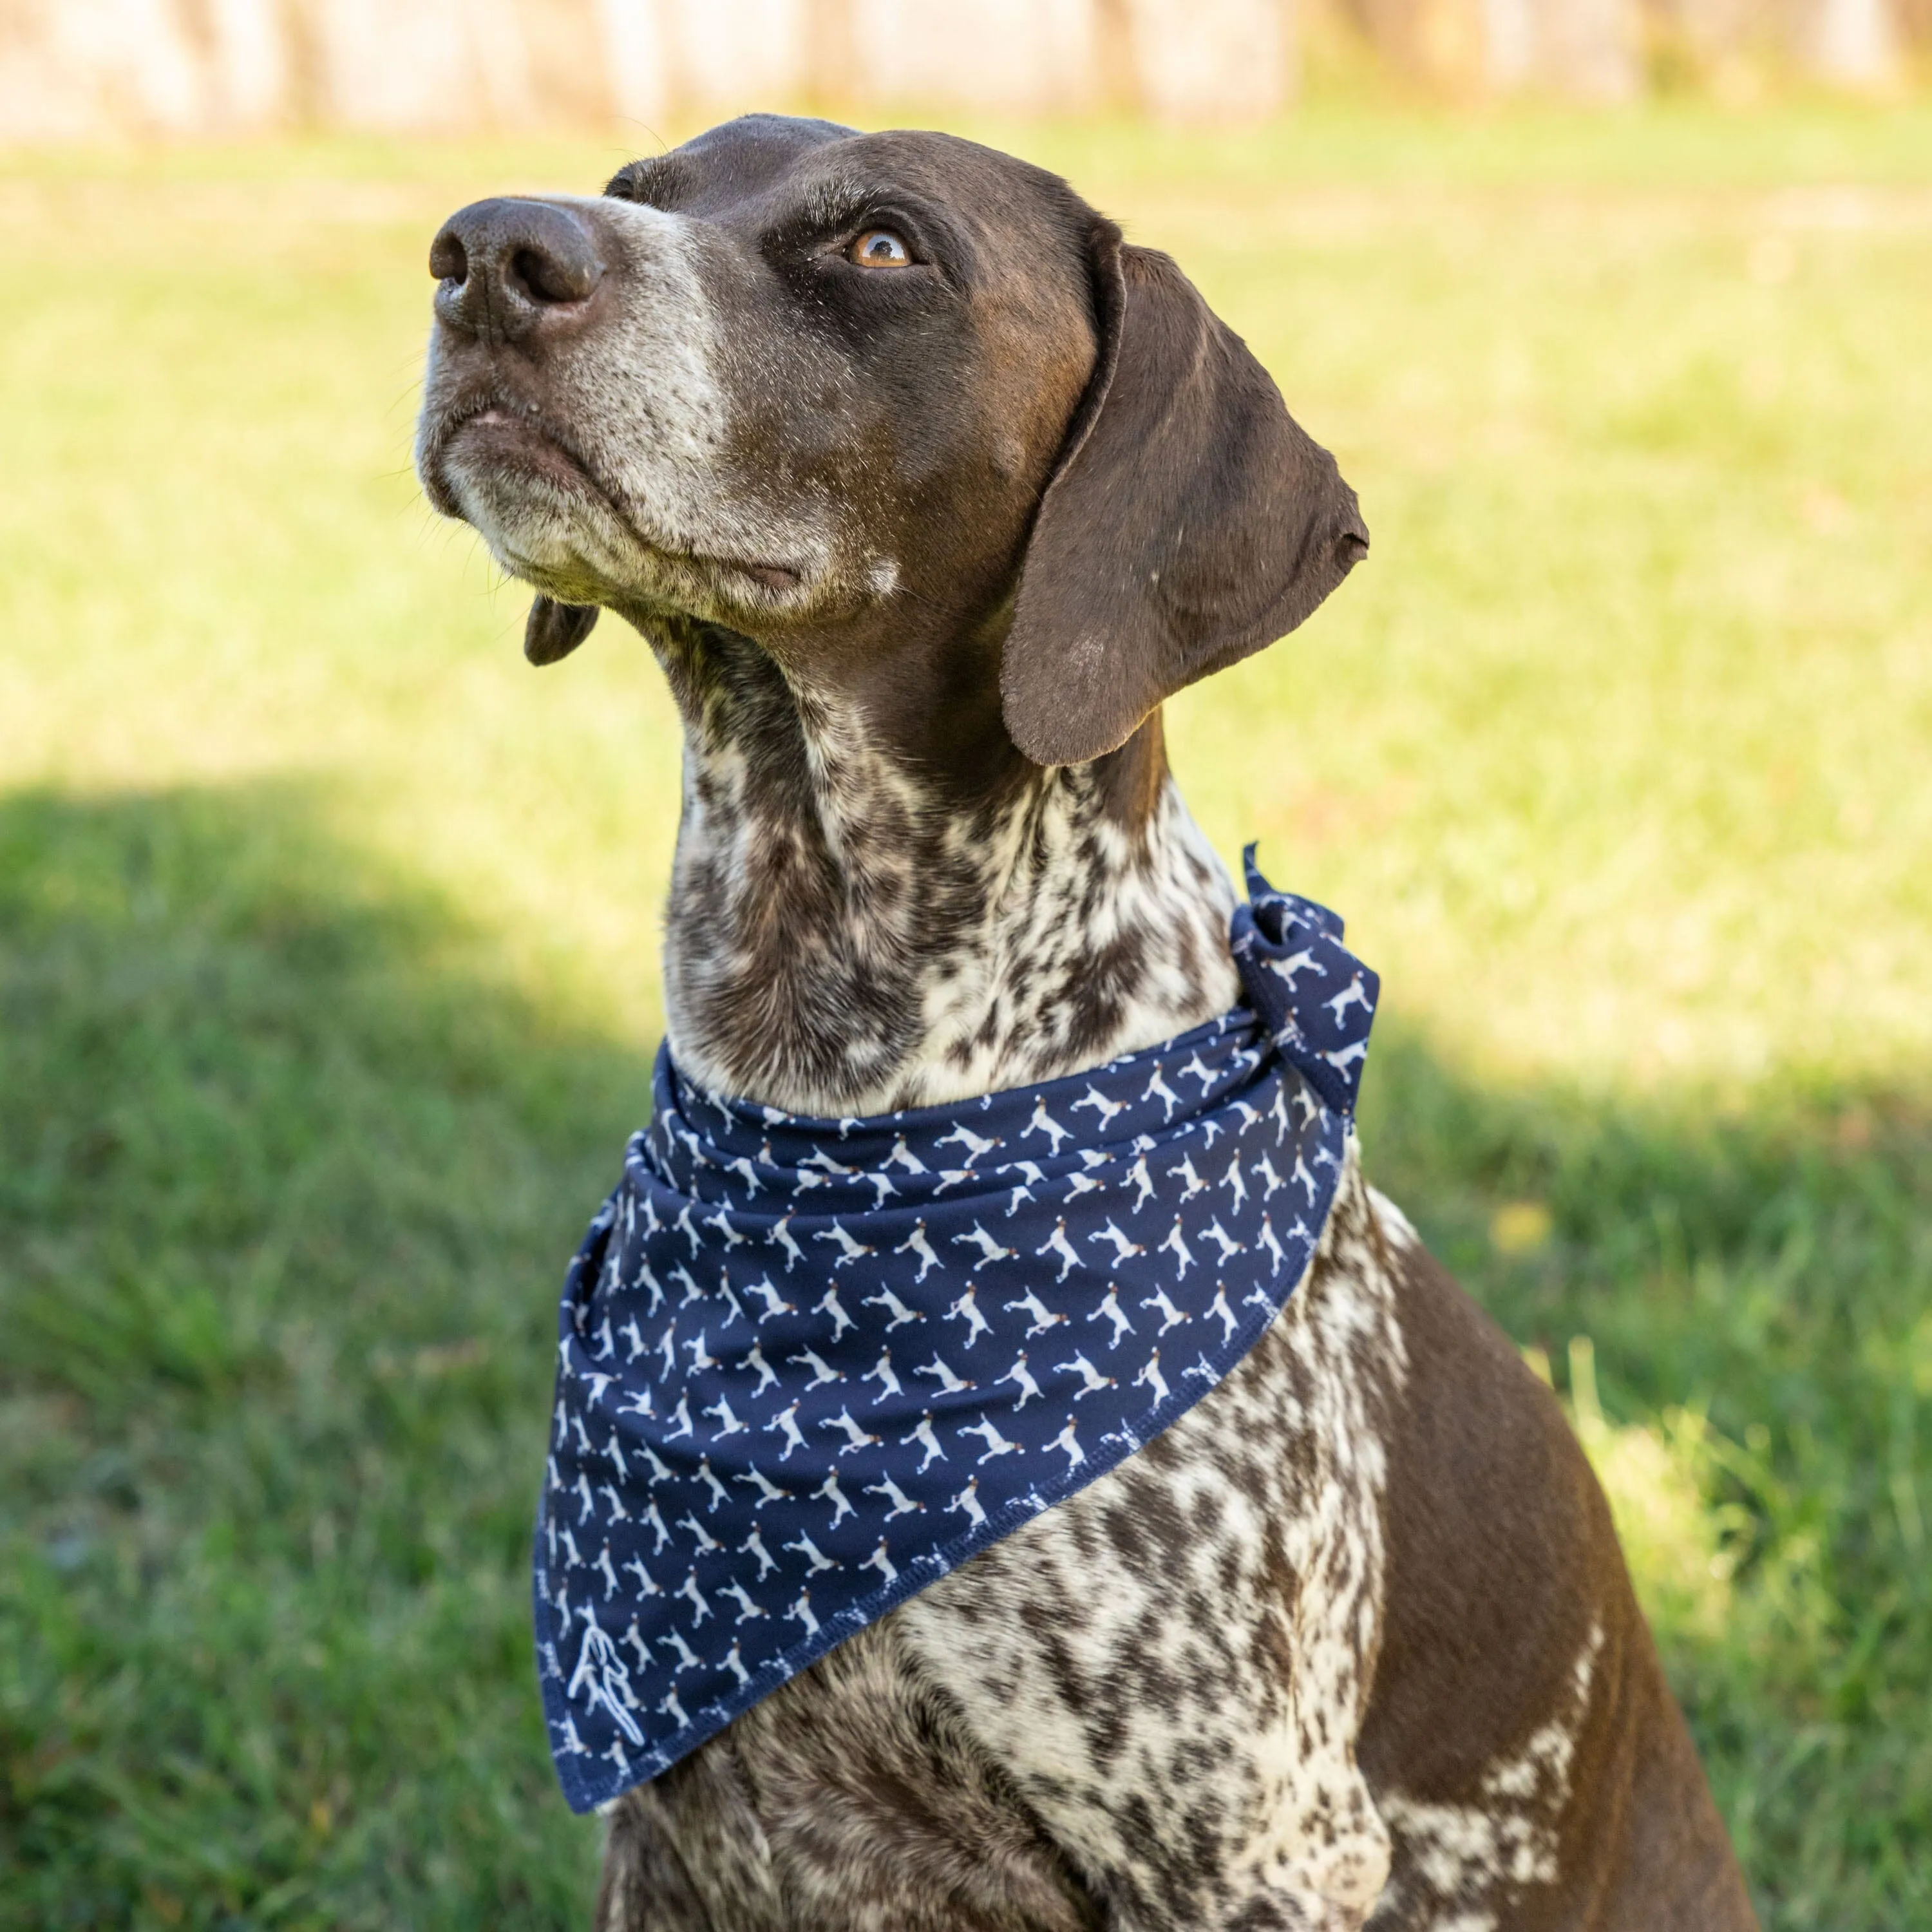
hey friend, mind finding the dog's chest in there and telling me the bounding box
[612,1155,1408,1932]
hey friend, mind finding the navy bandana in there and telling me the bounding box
[536,851,1378,1811]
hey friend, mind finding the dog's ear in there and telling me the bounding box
[1001,227,1368,766]
[526,596,599,666]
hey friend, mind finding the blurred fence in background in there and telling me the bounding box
[0,0,1922,142]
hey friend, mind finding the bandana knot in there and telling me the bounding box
[1230,844,1381,1117]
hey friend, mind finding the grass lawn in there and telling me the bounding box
[3,99,1929,1927]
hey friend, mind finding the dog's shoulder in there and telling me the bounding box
[1358,1193,1757,1931]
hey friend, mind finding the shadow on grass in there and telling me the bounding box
[0,784,1926,1929]
[0,784,643,1930]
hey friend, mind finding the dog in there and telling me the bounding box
[416,114,1757,1932]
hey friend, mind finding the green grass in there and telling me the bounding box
[3,100,1930,1927]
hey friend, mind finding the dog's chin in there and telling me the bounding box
[442,478,630,610]
[433,414,813,623]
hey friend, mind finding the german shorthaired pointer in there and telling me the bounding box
[416,114,1757,1932]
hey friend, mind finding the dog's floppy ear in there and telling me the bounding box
[1001,226,1368,766]
[526,596,598,665]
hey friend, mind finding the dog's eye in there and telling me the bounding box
[848,229,911,269]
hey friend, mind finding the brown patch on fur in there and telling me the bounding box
[1358,1211,1756,1930]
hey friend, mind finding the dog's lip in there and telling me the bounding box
[435,402,804,593]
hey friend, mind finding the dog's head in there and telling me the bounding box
[416,115,1366,766]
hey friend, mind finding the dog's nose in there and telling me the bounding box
[430,198,606,345]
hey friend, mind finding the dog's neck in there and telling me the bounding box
[645,618,1241,1117]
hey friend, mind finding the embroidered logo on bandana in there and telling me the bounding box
[535,851,1378,1811]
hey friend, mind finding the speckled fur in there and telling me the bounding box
[650,615,1238,1117]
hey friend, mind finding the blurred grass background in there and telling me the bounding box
[2,100,1929,1927]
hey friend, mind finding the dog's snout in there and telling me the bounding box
[430,198,606,345]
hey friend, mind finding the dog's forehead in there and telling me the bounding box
[607,117,1086,256]
[604,112,851,207]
